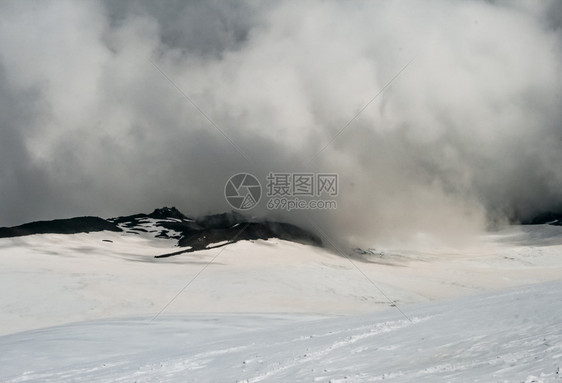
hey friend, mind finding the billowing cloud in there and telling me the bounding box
[0,0,561,248]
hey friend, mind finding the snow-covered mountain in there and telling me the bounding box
[0,207,322,256]
[1,212,562,381]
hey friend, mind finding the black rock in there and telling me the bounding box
[109,213,148,226]
[147,207,189,221]
[195,211,246,230]
[157,210,322,257]
[0,217,122,238]
[175,220,321,250]
[523,211,562,226]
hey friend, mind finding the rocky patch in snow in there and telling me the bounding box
[0,207,322,257]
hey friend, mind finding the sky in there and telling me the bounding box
[0,0,561,247]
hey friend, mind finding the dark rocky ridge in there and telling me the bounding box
[108,208,322,257]
[522,211,562,226]
[0,207,322,257]
[0,217,122,238]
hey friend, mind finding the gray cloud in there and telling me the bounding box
[0,0,561,248]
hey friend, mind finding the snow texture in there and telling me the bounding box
[1,224,561,381]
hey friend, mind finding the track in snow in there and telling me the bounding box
[2,281,561,382]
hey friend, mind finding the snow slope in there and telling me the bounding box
[1,224,561,381]
[1,225,561,335]
[1,281,561,382]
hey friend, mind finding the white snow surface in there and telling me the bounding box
[1,224,562,381]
